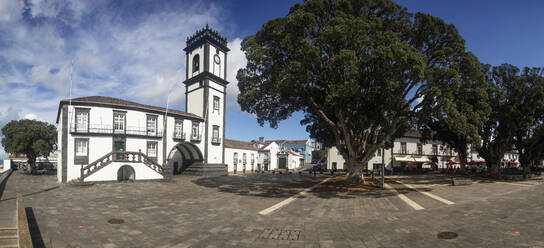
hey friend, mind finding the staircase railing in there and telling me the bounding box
[80,151,165,181]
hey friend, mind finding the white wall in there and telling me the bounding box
[187,88,204,117]
[84,162,163,182]
[287,153,302,169]
[187,45,204,79]
[260,142,279,170]
[225,147,258,173]
[57,108,63,182]
[206,84,224,164]
[326,146,392,171]
[208,46,226,79]
[61,104,205,182]
[1,160,10,172]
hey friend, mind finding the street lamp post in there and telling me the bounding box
[381,147,385,189]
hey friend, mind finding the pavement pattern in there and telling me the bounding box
[0,171,543,247]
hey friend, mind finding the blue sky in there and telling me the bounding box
[0,0,543,159]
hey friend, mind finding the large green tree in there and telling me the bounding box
[418,52,490,172]
[478,64,544,177]
[237,0,475,182]
[478,64,519,176]
[509,67,544,177]
[1,119,57,173]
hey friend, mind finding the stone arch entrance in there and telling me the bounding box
[167,142,204,175]
[117,165,135,182]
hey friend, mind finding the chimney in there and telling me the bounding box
[259,137,264,142]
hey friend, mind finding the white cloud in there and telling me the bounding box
[226,38,247,112]
[0,0,24,22]
[0,0,251,154]
[24,113,38,120]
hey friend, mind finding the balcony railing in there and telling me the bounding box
[173,131,186,140]
[190,133,202,142]
[70,124,163,138]
[211,137,221,144]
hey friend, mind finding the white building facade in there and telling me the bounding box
[56,26,230,183]
[224,139,259,174]
[326,131,521,172]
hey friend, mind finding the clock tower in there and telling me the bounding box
[183,25,229,174]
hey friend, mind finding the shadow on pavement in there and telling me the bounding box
[25,207,46,248]
[0,185,60,202]
[193,174,397,199]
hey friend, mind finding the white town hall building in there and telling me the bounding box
[56,26,241,182]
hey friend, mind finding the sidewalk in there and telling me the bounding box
[0,170,15,227]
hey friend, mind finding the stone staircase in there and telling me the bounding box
[0,227,17,248]
[80,151,165,181]
[180,162,227,177]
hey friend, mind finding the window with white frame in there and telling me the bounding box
[212,125,220,144]
[233,152,238,165]
[243,153,247,164]
[174,119,183,139]
[147,115,157,136]
[147,142,157,157]
[213,96,220,113]
[417,143,423,155]
[432,144,438,155]
[251,154,254,164]
[113,112,125,133]
[401,142,407,154]
[75,109,89,132]
[191,122,199,140]
[75,139,88,156]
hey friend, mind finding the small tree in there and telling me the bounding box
[237,0,474,183]
[1,119,57,173]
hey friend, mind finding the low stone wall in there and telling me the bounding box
[17,194,33,248]
[0,169,12,184]
[0,169,12,199]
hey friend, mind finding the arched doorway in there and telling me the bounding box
[167,142,204,175]
[117,165,135,182]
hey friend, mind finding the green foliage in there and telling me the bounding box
[1,119,57,171]
[418,52,491,169]
[478,64,544,176]
[237,0,476,180]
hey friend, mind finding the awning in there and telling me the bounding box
[393,156,414,162]
[413,156,429,163]
[394,156,430,163]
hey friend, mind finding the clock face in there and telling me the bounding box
[214,54,220,64]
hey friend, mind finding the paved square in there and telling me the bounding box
[0,171,543,247]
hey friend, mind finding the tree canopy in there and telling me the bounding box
[1,119,57,173]
[418,52,490,171]
[476,64,544,177]
[237,0,478,182]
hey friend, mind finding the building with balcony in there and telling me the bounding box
[326,130,521,172]
[56,26,229,182]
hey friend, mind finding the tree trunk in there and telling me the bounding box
[458,151,468,174]
[523,162,532,179]
[489,163,500,178]
[346,159,364,184]
[483,152,501,178]
[27,157,36,174]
